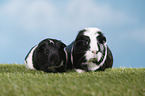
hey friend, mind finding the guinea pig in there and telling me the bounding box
[65,28,113,73]
[25,38,67,73]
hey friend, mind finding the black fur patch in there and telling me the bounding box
[65,28,113,72]
[32,38,67,73]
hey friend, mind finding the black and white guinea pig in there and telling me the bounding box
[24,38,67,73]
[65,28,113,73]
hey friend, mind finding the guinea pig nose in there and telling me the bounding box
[92,51,97,54]
[46,50,49,55]
[50,54,59,64]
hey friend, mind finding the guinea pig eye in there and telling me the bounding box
[76,40,86,47]
[38,48,44,52]
[83,41,89,46]
[46,50,50,55]
[97,35,106,44]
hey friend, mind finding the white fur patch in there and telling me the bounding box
[85,51,103,62]
[82,28,108,71]
[25,45,38,70]
[84,28,102,62]
[87,62,100,71]
[75,69,85,73]
[49,40,54,44]
[64,48,68,65]
[88,43,107,71]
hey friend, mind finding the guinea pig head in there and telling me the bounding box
[73,28,107,71]
[33,39,66,70]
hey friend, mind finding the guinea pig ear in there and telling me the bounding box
[36,43,45,52]
[56,41,66,49]
[76,29,86,38]
[97,35,106,44]
[60,43,67,48]
[79,29,86,34]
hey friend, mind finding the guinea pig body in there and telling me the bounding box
[25,38,67,73]
[65,28,113,73]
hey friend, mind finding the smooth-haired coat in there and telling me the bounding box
[25,38,67,73]
[65,28,113,73]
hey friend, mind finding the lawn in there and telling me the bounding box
[0,64,144,96]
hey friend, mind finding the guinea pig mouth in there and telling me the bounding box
[88,58,101,65]
[88,58,97,62]
[88,53,103,63]
[48,61,64,69]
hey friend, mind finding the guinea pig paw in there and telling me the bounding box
[75,69,85,73]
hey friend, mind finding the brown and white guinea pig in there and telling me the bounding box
[65,28,113,73]
[24,38,67,73]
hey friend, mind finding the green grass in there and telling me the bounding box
[0,64,144,96]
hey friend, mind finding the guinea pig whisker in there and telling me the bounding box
[74,51,85,54]
[40,63,56,72]
[73,51,85,54]
[40,63,53,71]
[76,55,86,66]
[40,64,48,70]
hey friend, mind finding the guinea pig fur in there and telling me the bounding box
[25,38,67,73]
[65,28,113,73]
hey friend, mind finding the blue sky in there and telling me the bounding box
[0,0,145,67]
